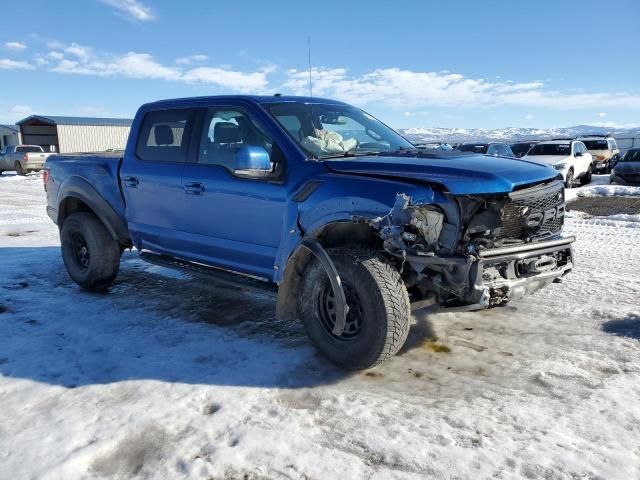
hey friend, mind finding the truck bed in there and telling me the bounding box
[45,152,127,238]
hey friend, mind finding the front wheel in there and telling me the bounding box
[565,168,574,188]
[14,162,25,176]
[61,212,121,290]
[298,248,411,370]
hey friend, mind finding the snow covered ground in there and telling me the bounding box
[1,171,639,479]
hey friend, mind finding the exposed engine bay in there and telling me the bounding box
[365,180,573,309]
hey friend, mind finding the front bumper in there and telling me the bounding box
[468,236,575,308]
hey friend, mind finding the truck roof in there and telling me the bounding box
[141,95,348,109]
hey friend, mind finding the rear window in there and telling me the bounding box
[458,144,488,154]
[527,144,571,156]
[582,140,609,150]
[511,143,535,155]
[135,109,193,162]
[16,146,43,153]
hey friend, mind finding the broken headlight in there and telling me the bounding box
[406,206,444,252]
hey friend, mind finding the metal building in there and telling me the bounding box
[16,115,133,154]
[0,124,20,150]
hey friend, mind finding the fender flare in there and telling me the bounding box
[57,176,129,244]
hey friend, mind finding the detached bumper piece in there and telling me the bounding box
[469,236,575,307]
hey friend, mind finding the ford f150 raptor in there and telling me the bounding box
[44,95,574,370]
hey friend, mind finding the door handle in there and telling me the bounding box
[184,182,205,195]
[123,176,139,188]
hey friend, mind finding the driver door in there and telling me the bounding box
[180,106,288,280]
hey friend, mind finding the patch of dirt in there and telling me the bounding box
[567,196,640,216]
[91,425,168,477]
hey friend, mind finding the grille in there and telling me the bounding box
[499,182,565,241]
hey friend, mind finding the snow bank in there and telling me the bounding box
[576,184,640,199]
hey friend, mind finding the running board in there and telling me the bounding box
[139,252,278,297]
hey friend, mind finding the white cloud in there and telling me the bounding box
[182,67,271,91]
[45,46,269,92]
[51,51,181,80]
[5,42,27,51]
[11,105,33,115]
[524,114,533,120]
[597,112,607,118]
[0,59,34,70]
[175,54,209,65]
[100,0,154,21]
[65,43,92,59]
[284,67,640,110]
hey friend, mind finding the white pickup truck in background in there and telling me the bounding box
[0,145,53,176]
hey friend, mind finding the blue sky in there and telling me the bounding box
[1,0,639,129]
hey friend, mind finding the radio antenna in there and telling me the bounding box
[307,36,313,98]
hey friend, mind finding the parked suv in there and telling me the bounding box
[523,140,592,188]
[44,95,574,370]
[576,135,619,173]
[457,142,515,157]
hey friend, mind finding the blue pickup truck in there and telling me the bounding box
[44,95,574,370]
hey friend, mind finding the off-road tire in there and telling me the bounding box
[61,212,121,290]
[565,168,574,189]
[14,162,25,176]
[298,248,411,370]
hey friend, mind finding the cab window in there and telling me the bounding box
[197,108,285,180]
[136,109,194,163]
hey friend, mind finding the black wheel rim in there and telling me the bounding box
[316,281,364,340]
[71,232,90,270]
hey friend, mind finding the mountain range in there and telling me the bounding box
[399,125,640,144]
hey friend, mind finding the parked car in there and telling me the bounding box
[510,141,539,158]
[610,148,640,185]
[414,142,454,151]
[457,142,515,157]
[0,145,52,176]
[44,95,574,370]
[576,135,620,173]
[523,140,592,188]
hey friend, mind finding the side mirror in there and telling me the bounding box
[574,151,582,157]
[234,146,272,179]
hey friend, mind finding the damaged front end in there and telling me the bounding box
[365,180,574,309]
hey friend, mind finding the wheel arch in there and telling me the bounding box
[276,220,381,322]
[57,177,130,245]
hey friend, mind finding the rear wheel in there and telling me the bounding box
[298,248,411,370]
[565,168,574,188]
[14,162,25,176]
[583,166,593,185]
[61,212,121,290]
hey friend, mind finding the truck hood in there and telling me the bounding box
[323,154,558,195]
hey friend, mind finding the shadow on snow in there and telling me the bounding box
[0,247,437,390]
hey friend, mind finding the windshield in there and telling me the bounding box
[458,144,488,154]
[264,102,414,159]
[582,140,608,150]
[621,150,640,162]
[16,146,44,153]
[527,144,571,156]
